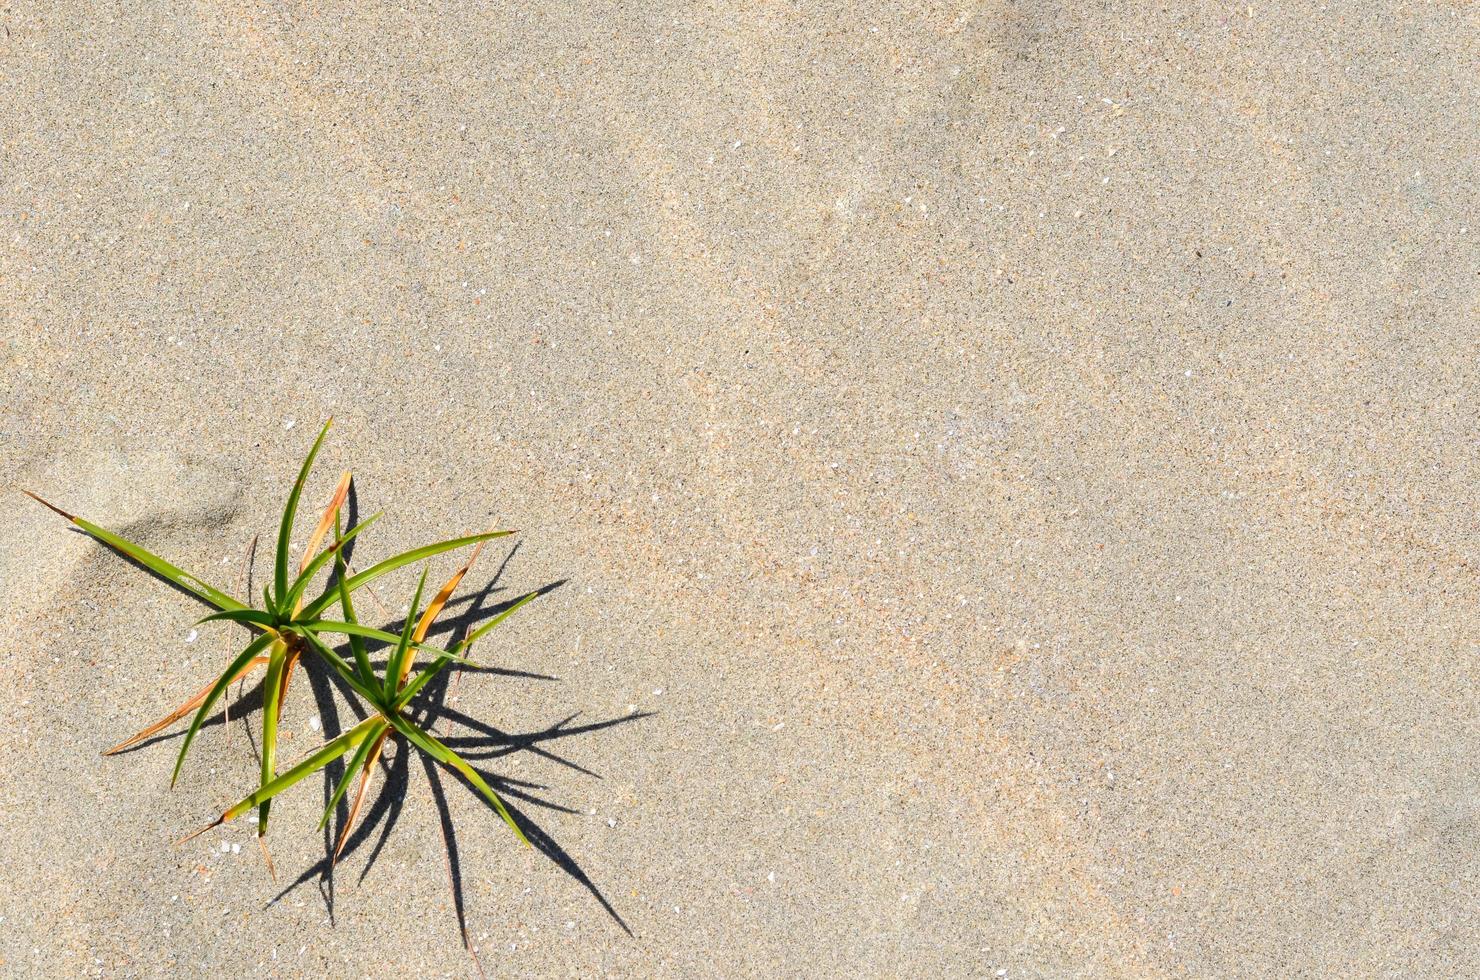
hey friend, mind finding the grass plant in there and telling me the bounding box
[24,419,538,854]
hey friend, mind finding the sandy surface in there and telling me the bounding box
[1,1,1477,976]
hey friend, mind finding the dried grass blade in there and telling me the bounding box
[102,655,269,755]
[333,729,389,865]
[298,471,351,576]
[398,537,489,691]
[171,632,279,786]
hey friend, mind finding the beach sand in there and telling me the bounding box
[1,1,1477,975]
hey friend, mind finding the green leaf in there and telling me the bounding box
[171,631,277,786]
[393,588,544,712]
[298,530,515,619]
[387,713,529,846]
[392,658,451,713]
[331,512,374,686]
[317,720,387,831]
[274,418,333,607]
[221,715,383,823]
[195,608,278,630]
[386,570,428,700]
[280,512,382,616]
[258,645,289,836]
[298,621,479,667]
[461,587,544,651]
[24,492,245,612]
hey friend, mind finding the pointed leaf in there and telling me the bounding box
[297,471,351,577]
[219,715,382,823]
[460,587,544,652]
[103,654,269,755]
[171,631,277,786]
[274,418,333,605]
[298,529,515,619]
[24,492,244,612]
[386,570,428,700]
[397,537,488,692]
[387,712,529,846]
[413,538,488,644]
[331,730,389,865]
[318,720,387,831]
[282,513,382,615]
[195,608,278,631]
[393,588,543,712]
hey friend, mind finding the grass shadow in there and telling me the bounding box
[263,546,643,946]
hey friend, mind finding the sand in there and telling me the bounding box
[1,1,1477,976]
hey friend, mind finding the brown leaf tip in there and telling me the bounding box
[175,817,224,846]
[21,489,78,522]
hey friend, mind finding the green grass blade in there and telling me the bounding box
[461,587,544,651]
[391,657,452,713]
[299,621,479,666]
[281,512,382,616]
[274,418,333,606]
[386,570,428,700]
[317,719,387,831]
[171,632,277,786]
[332,513,375,686]
[195,608,277,630]
[24,492,245,612]
[220,715,382,822]
[386,713,529,846]
[258,645,288,836]
[392,588,544,712]
[298,530,515,619]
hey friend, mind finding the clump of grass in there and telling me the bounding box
[24,419,540,860]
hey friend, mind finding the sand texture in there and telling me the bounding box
[2,1,1478,976]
